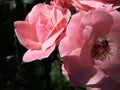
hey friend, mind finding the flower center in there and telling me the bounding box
[90,38,112,61]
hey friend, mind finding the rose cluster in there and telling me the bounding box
[14,0,120,90]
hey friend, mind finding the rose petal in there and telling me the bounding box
[59,37,81,57]
[23,44,55,62]
[36,19,50,43]
[28,4,52,23]
[66,12,84,40]
[79,1,106,8]
[87,77,120,90]
[42,18,66,50]
[110,10,120,24]
[81,10,113,38]
[14,21,41,49]
[83,25,93,41]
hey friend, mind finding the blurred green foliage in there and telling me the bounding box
[0,0,86,90]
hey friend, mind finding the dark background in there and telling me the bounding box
[0,0,86,90]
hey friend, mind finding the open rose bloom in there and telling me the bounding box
[59,6,120,90]
[14,3,70,62]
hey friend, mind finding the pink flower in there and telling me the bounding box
[14,3,70,62]
[51,0,92,11]
[52,0,120,12]
[59,6,120,89]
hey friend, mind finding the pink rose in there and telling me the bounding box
[52,0,120,12]
[14,3,70,62]
[59,6,120,89]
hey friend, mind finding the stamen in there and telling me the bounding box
[90,38,112,61]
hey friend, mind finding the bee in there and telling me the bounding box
[100,39,109,48]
